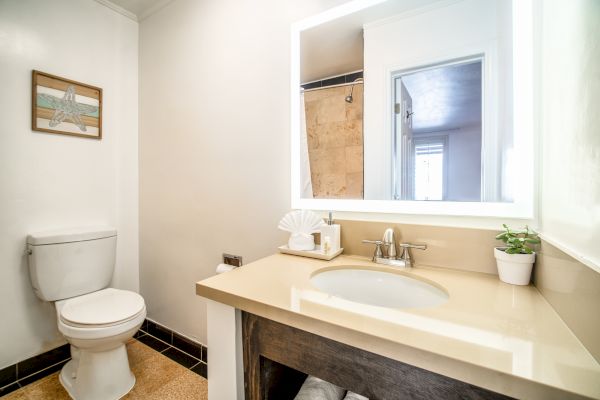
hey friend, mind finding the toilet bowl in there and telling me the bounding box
[56,288,146,400]
[27,227,146,400]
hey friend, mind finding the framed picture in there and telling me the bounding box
[32,70,103,139]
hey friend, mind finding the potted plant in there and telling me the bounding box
[494,224,540,285]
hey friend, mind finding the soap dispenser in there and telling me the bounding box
[320,212,341,253]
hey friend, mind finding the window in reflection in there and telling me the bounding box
[414,137,447,201]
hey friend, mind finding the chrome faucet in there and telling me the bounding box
[382,228,397,259]
[362,228,427,268]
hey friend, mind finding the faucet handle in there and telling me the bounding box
[399,243,427,250]
[398,243,427,268]
[362,240,384,261]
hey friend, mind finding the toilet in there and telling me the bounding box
[27,227,146,400]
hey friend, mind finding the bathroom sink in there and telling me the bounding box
[310,267,448,309]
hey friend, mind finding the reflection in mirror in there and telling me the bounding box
[394,58,483,202]
[301,74,364,199]
[298,0,515,205]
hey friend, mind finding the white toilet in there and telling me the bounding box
[27,227,146,400]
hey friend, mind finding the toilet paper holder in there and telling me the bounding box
[223,253,243,267]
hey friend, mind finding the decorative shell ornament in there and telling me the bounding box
[278,210,323,251]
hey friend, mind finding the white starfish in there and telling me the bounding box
[38,85,98,132]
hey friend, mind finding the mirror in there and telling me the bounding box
[291,0,534,217]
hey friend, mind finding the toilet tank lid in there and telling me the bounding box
[27,226,117,245]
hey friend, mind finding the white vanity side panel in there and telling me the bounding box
[207,300,244,400]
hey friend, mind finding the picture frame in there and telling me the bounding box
[32,70,103,139]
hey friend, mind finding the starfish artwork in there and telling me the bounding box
[38,85,99,132]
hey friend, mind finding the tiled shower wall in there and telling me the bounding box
[304,84,364,199]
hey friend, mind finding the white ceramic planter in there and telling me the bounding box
[494,247,535,285]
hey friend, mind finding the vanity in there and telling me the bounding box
[196,253,600,400]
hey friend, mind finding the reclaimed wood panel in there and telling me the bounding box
[242,312,513,400]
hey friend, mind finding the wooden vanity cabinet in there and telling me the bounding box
[242,312,513,400]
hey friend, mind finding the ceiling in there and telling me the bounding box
[97,0,174,21]
[300,0,443,83]
[401,60,482,133]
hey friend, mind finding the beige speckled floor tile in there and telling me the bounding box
[123,351,184,398]
[126,338,158,368]
[145,368,208,400]
[21,373,70,400]
[2,339,207,400]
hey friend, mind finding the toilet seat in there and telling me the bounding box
[60,288,145,328]
[56,288,146,341]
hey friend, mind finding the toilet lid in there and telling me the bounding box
[60,288,145,327]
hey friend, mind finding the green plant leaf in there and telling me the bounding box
[498,224,541,253]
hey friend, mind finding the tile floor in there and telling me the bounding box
[1,340,208,399]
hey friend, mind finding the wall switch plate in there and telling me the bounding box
[223,253,242,267]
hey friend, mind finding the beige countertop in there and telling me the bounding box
[196,254,600,400]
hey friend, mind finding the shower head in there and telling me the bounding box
[345,77,363,104]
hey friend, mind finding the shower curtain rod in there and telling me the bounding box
[300,80,363,93]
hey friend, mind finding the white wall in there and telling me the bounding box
[363,0,510,201]
[0,0,139,368]
[447,126,482,202]
[414,125,482,201]
[538,0,600,270]
[139,0,348,345]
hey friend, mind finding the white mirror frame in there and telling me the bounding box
[290,0,534,218]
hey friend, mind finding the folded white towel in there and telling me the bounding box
[344,391,369,400]
[294,376,346,400]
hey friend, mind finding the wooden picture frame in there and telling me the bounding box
[32,70,103,139]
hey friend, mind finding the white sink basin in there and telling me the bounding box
[310,267,448,309]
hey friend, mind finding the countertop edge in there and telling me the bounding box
[196,281,592,400]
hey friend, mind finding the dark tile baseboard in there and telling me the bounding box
[0,344,70,396]
[0,319,208,396]
[137,319,208,378]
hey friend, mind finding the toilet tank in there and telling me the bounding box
[27,227,117,301]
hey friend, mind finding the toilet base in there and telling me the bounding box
[59,343,135,400]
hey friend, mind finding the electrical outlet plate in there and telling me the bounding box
[223,253,242,267]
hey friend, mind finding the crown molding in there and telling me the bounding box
[92,0,175,22]
[138,0,175,21]
[93,0,138,22]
